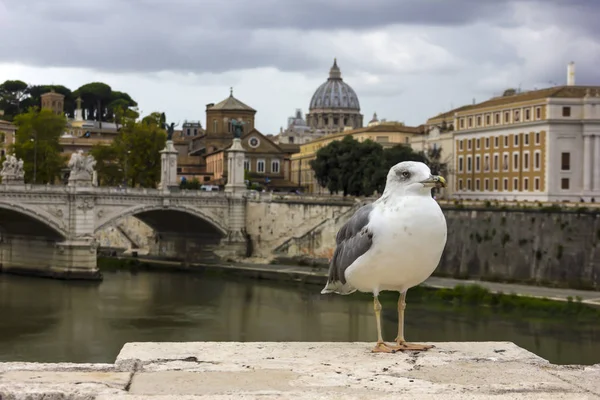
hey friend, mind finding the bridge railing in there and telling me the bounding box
[0,184,225,197]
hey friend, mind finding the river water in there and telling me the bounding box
[0,270,598,365]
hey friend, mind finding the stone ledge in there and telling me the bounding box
[0,342,599,399]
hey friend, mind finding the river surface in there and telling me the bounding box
[0,270,599,365]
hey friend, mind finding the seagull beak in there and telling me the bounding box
[421,175,446,188]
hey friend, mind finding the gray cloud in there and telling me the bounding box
[0,0,597,76]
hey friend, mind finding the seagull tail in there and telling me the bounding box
[321,280,357,295]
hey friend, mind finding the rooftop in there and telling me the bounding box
[0,341,597,398]
[208,88,256,112]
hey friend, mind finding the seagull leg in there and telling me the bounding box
[371,295,395,353]
[389,291,434,352]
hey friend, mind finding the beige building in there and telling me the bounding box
[411,106,470,198]
[290,122,423,194]
[0,116,16,159]
[451,63,600,201]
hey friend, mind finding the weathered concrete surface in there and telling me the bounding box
[1,342,598,399]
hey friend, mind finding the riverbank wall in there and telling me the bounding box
[0,341,598,398]
[94,198,600,290]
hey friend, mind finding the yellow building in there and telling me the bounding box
[290,122,423,194]
[451,75,600,201]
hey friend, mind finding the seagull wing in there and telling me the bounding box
[321,203,375,295]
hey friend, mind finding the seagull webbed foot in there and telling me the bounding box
[388,340,435,352]
[371,341,398,353]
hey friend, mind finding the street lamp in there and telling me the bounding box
[30,133,37,184]
[124,150,131,188]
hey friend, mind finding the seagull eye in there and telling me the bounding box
[401,171,410,178]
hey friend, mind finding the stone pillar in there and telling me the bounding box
[225,138,247,194]
[594,135,600,192]
[159,140,178,191]
[584,134,593,192]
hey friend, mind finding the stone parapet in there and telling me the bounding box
[0,342,598,399]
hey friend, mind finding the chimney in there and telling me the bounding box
[567,62,575,86]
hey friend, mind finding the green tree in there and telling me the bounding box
[91,112,166,187]
[10,108,66,184]
[0,80,29,120]
[311,137,428,196]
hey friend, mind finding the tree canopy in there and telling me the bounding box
[310,136,431,196]
[9,108,67,184]
[90,111,166,188]
[0,79,138,122]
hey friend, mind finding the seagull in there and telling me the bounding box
[321,161,447,353]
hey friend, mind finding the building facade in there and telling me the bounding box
[452,83,600,202]
[0,116,16,159]
[276,109,325,145]
[290,122,423,194]
[306,59,363,133]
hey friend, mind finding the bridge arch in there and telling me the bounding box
[94,204,228,236]
[0,202,67,239]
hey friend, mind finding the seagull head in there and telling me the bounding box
[385,161,446,195]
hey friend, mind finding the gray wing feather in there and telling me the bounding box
[321,203,374,295]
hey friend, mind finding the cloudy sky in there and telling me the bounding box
[0,0,599,133]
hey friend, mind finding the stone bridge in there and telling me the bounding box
[0,184,247,279]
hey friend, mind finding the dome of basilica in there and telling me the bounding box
[309,59,360,111]
[306,59,364,131]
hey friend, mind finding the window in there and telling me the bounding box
[503,153,509,171]
[493,154,499,171]
[561,178,570,190]
[562,107,571,117]
[244,159,250,171]
[504,112,510,123]
[187,128,191,136]
[459,179,463,190]
[534,151,541,170]
[476,179,480,191]
[535,178,540,191]
[467,156,472,172]
[514,134,519,146]
[495,113,500,124]
[524,178,529,191]
[524,133,529,145]
[460,119,464,129]
[271,159,280,174]
[468,117,473,127]
[513,153,519,170]
[514,110,520,122]
[484,155,490,171]
[536,107,541,119]
[459,140,463,150]
[477,116,482,126]
[494,178,499,191]
[257,159,265,173]
[525,109,530,120]
[475,155,480,172]
[523,152,530,170]
[504,136,508,147]
[467,139,472,150]
[484,179,489,191]
[513,178,519,191]
[494,137,499,148]
[476,138,480,149]
[485,137,490,148]
[503,178,508,191]
[458,156,464,172]
[535,132,540,144]
[467,179,472,190]
[212,119,218,133]
[486,114,491,125]
[561,152,570,171]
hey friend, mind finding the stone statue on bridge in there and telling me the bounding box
[68,150,97,187]
[1,153,25,184]
[230,119,247,139]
